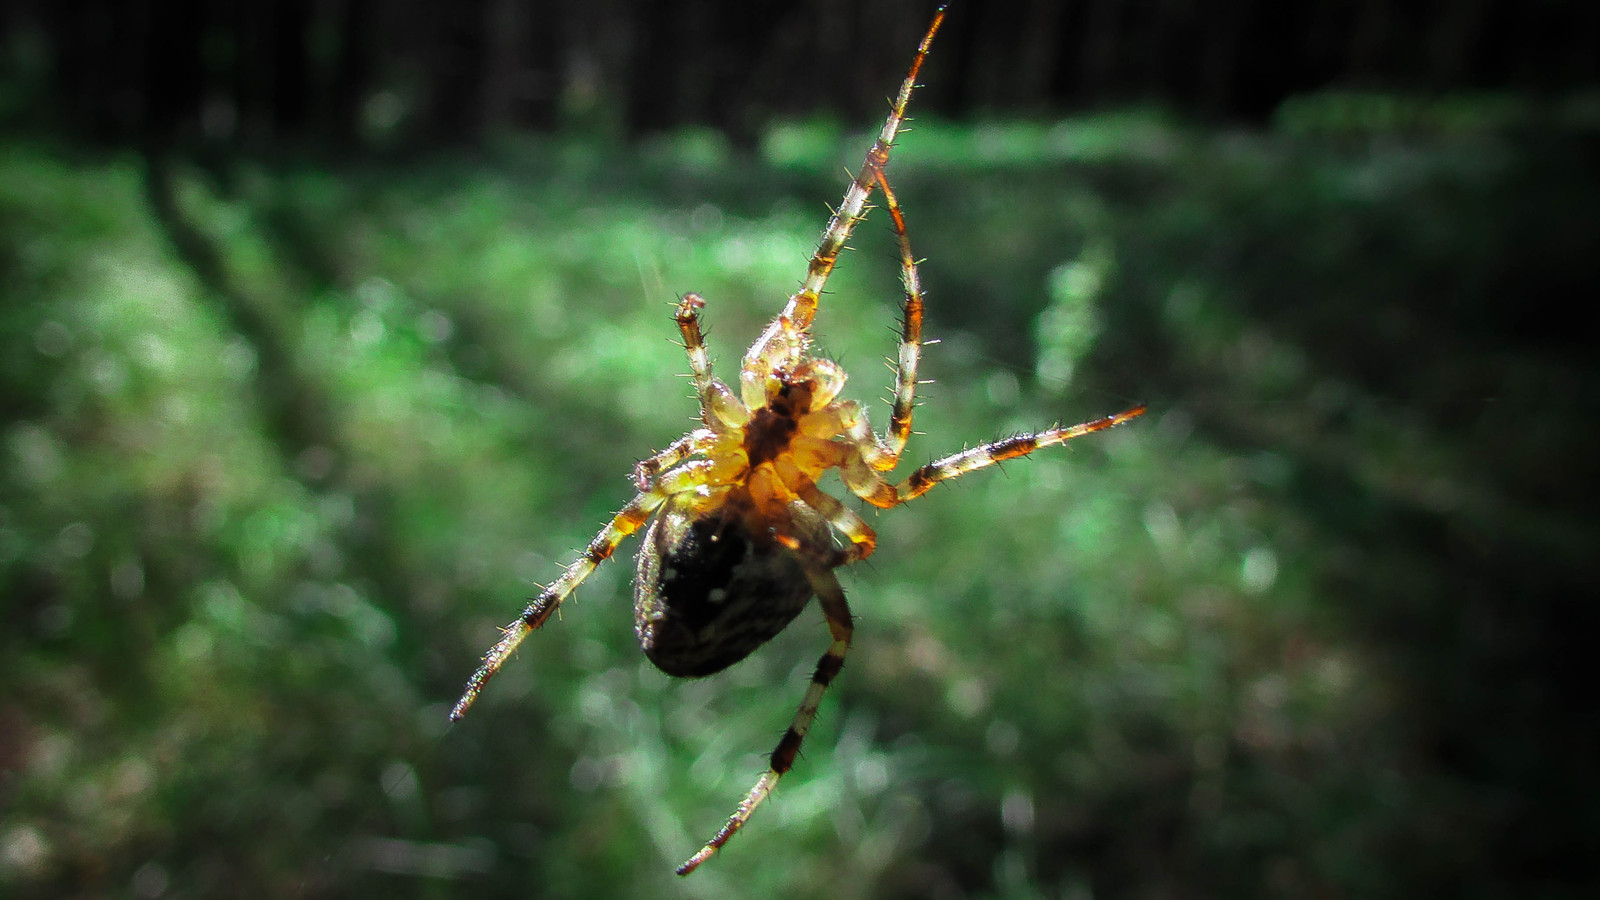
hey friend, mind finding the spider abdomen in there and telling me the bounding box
[634,500,814,678]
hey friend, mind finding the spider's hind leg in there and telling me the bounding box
[677,564,854,876]
[452,459,732,722]
[451,490,656,714]
[450,489,663,721]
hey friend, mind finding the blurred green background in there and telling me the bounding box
[4,3,1599,899]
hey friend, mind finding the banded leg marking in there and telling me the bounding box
[842,405,1148,509]
[872,168,925,463]
[676,568,854,875]
[450,490,660,721]
[452,461,735,722]
[741,6,948,388]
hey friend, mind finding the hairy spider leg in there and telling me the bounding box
[633,294,754,490]
[773,455,878,560]
[860,405,1149,507]
[843,405,1150,509]
[450,459,732,721]
[677,292,713,395]
[801,168,930,475]
[872,169,926,466]
[633,428,718,492]
[675,406,1149,869]
[740,6,948,406]
[677,564,855,876]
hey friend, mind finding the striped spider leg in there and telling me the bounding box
[449,450,730,724]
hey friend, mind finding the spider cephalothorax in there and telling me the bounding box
[451,6,1145,875]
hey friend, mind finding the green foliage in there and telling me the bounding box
[2,115,1595,899]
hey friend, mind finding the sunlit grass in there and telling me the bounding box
[2,111,1595,898]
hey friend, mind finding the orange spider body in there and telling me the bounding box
[451,6,1145,875]
[635,364,841,678]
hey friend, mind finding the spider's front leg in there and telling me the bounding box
[798,170,932,476]
[677,564,855,876]
[739,7,947,406]
[872,169,927,466]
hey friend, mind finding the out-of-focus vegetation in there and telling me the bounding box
[14,0,1596,146]
[2,105,1597,899]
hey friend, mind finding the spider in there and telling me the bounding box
[450,5,1145,875]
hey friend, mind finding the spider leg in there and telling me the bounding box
[676,293,749,432]
[872,168,926,464]
[820,399,900,472]
[677,565,854,876]
[634,428,717,491]
[840,405,1148,509]
[741,7,947,404]
[451,460,733,722]
[774,456,878,562]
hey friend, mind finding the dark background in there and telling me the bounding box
[9,0,1600,146]
[3,2,1598,899]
